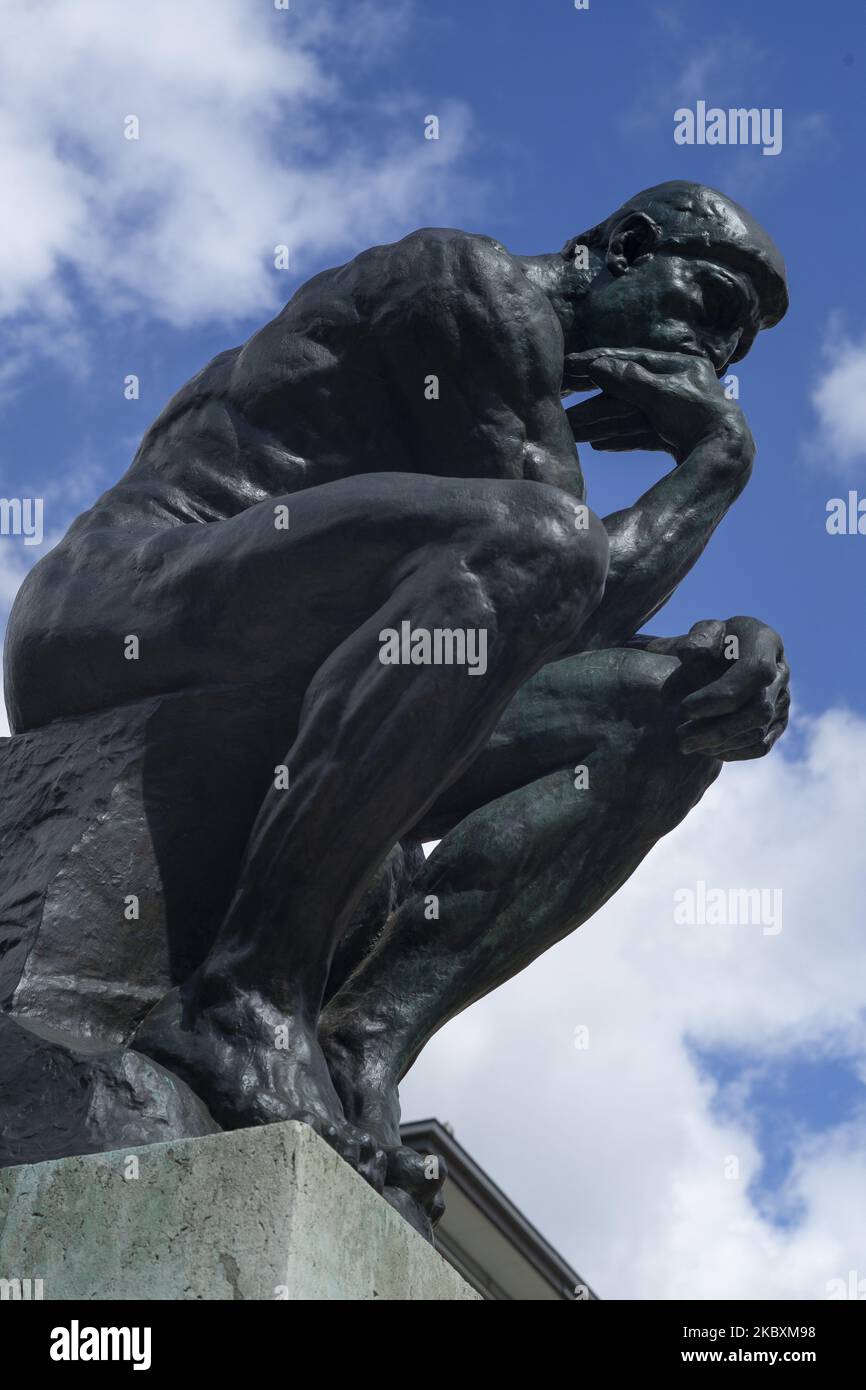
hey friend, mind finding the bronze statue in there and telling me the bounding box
[0,182,790,1238]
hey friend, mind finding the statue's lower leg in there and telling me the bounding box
[319,648,722,1210]
[133,518,603,1203]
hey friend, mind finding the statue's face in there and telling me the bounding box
[573,251,760,375]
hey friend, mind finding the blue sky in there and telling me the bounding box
[691,1039,866,1229]
[1,0,864,1297]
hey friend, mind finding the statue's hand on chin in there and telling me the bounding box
[564,347,754,466]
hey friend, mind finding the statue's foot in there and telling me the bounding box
[319,1017,447,1235]
[382,1183,445,1243]
[132,983,387,1191]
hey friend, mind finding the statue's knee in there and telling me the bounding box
[533,494,609,628]
[464,487,608,645]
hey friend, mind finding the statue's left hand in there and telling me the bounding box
[668,616,790,761]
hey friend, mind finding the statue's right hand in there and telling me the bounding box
[564,347,754,467]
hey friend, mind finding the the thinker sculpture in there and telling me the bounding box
[0,182,789,1237]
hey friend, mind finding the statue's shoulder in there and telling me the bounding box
[391,225,510,257]
[136,346,242,442]
[269,229,524,334]
[345,227,528,325]
[375,226,517,285]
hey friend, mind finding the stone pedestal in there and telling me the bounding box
[0,1120,480,1301]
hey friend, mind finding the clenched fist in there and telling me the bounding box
[640,617,790,761]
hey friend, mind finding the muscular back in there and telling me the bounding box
[83,229,585,531]
[5,229,588,733]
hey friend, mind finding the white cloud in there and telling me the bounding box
[811,326,866,471]
[0,0,476,346]
[401,707,866,1299]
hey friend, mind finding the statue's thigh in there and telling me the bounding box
[11,469,597,729]
[14,472,521,723]
[158,469,579,686]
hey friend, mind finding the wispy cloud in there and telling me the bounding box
[620,30,829,205]
[621,33,766,135]
[808,317,866,473]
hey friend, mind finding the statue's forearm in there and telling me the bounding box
[570,425,754,653]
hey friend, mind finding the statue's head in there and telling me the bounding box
[562,181,788,374]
